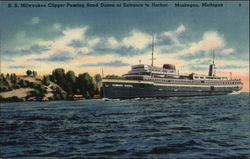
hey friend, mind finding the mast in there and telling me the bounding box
[151,36,155,66]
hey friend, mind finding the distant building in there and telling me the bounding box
[93,94,101,99]
[72,94,84,100]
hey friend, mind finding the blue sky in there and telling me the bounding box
[1,1,249,77]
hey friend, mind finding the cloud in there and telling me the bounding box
[187,65,208,71]
[179,51,207,60]
[8,65,36,69]
[86,36,146,57]
[53,27,88,49]
[107,37,119,47]
[157,34,175,46]
[155,24,188,54]
[63,27,86,40]
[52,23,62,31]
[68,40,86,48]
[176,24,186,35]
[193,59,211,65]
[4,24,247,75]
[4,44,51,56]
[185,60,248,71]
[65,25,189,57]
[92,44,143,57]
[174,30,241,64]
[180,31,225,55]
[4,31,43,51]
[30,17,40,25]
[157,24,187,47]
[122,30,151,49]
[219,65,248,69]
[79,60,130,67]
[30,44,51,53]
[221,48,235,54]
[34,51,74,62]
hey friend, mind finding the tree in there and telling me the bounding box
[42,75,50,86]
[0,75,9,92]
[77,73,95,96]
[6,73,10,80]
[35,84,46,100]
[52,68,67,90]
[77,74,86,94]
[19,79,28,88]
[26,70,32,76]
[65,70,76,94]
[105,74,121,79]
[10,73,17,84]
[32,71,37,77]
[94,74,102,83]
[52,68,65,83]
[0,74,4,80]
[66,70,76,83]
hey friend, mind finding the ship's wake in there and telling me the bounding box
[229,91,241,95]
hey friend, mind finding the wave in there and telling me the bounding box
[229,91,241,95]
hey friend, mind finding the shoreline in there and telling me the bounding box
[1,92,249,104]
[0,97,102,104]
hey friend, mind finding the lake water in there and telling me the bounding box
[1,93,249,159]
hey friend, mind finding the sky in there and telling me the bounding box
[0,1,249,91]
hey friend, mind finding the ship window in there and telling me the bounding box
[201,81,204,83]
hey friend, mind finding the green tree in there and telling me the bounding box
[0,74,4,80]
[94,74,102,83]
[77,73,95,96]
[35,84,46,100]
[52,68,68,91]
[10,73,17,84]
[0,74,9,92]
[42,75,50,86]
[26,70,32,76]
[66,70,76,83]
[65,70,76,94]
[32,71,37,77]
[19,79,28,88]
[52,87,64,100]
[105,74,121,79]
[6,73,10,80]
[52,68,65,83]
[28,82,35,88]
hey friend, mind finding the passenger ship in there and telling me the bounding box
[102,41,243,99]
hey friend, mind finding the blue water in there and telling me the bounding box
[1,93,249,159]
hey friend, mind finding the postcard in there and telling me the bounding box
[0,0,249,158]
